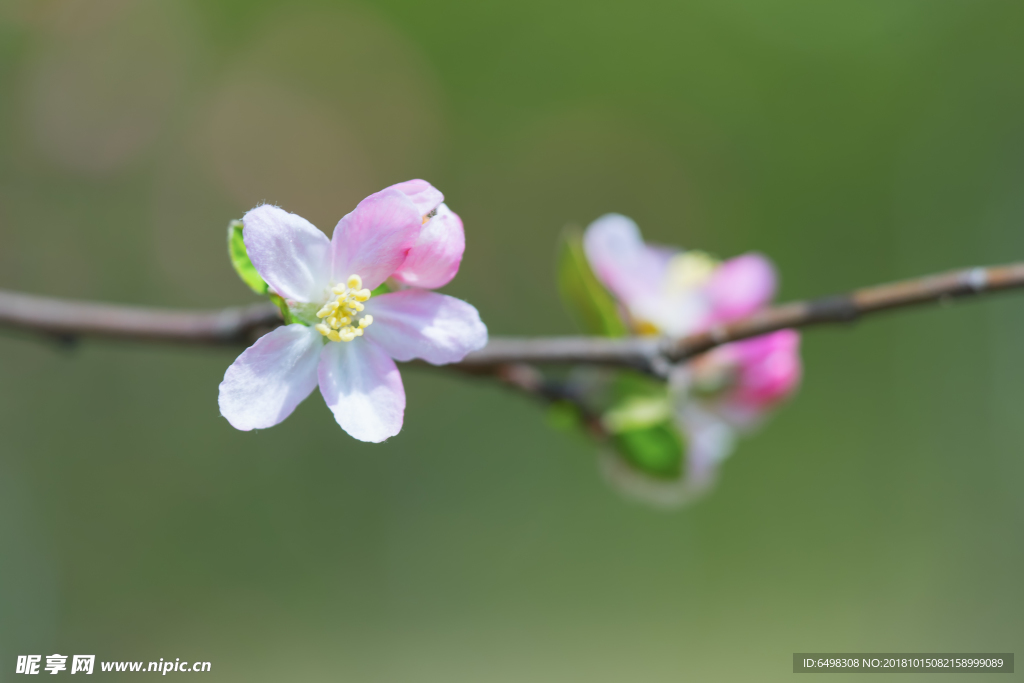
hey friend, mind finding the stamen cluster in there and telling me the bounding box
[314,274,374,342]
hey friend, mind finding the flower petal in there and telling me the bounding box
[330,187,423,290]
[721,330,802,411]
[583,213,676,312]
[218,324,323,431]
[706,253,777,323]
[364,290,488,365]
[389,178,444,216]
[390,204,466,289]
[677,403,736,486]
[318,339,406,443]
[242,205,331,302]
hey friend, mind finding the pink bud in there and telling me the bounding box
[724,330,801,409]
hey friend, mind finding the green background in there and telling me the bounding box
[1,0,1022,680]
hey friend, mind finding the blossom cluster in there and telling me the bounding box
[582,214,801,500]
[217,181,799,503]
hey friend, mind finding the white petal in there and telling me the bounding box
[583,213,676,312]
[218,324,324,431]
[364,290,488,365]
[318,339,405,443]
[243,205,331,302]
[677,403,736,486]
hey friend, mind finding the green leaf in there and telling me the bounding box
[611,421,685,479]
[557,226,629,337]
[602,382,685,479]
[227,219,269,295]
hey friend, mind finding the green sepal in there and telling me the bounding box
[269,293,298,325]
[227,219,270,295]
[557,226,629,337]
[370,282,392,297]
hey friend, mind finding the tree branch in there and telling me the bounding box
[662,262,1024,361]
[2,263,1023,373]
[0,290,281,345]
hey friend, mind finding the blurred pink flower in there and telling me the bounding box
[583,213,778,336]
[219,180,487,442]
[583,212,801,437]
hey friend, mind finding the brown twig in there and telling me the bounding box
[663,262,1024,361]
[0,290,282,346]
[2,263,1023,371]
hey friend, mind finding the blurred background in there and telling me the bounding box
[1,0,1023,680]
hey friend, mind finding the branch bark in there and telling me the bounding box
[2,262,1023,372]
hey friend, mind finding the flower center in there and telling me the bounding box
[314,274,374,342]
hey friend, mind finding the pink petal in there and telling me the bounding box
[318,339,406,443]
[583,214,676,311]
[390,204,466,289]
[242,205,332,302]
[389,178,444,217]
[706,253,777,324]
[330,187,423,290]
[724,330,802,409]
[218,324,323,431]
[364,290,488,365]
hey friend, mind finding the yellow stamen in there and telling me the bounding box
[317,274,376,343]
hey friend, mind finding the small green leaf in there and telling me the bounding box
[370,282,392,297]
[227,219,269,295]
[603,381,685,479]
[611,421,685,479]
[557,226,629,337]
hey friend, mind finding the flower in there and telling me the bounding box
[582,213,801,487]
[583,213,777,339]
[218,180,488,443]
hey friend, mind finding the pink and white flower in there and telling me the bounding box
[582,214,800,414]
[218,180,487,443]
[582,214,778,339]
[583,213,801,485]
